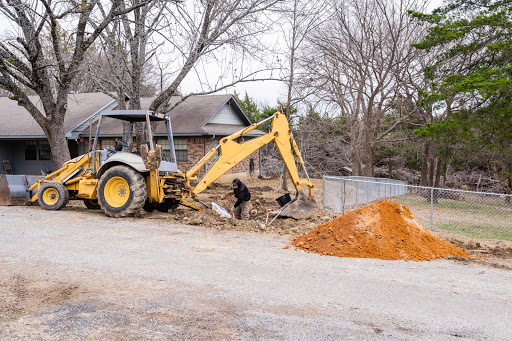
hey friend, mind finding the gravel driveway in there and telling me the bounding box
[1,206,511,340]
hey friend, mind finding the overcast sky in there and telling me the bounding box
[0,0,444,109]
[179,0,445,108]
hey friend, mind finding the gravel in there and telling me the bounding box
[1,205,511,340]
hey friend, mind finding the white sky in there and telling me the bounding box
[178,0,445,108]
[0,0,444,109]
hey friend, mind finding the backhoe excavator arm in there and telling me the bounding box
[185,112,314,198]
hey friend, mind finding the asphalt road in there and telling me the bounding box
[1,205,511,340]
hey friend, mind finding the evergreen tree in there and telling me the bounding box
[411,0,512,192]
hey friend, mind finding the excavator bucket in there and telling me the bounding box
[279,191,318,219]
[0,175,41,206]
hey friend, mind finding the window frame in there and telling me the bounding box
[174,138,188,162]
[156,138,171,161]
[100,139,116,150]
[25,140,52,161]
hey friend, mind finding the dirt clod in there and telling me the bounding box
[292,200,470,261]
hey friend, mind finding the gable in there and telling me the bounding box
[207,102,245,125]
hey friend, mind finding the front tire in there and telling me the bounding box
[38,183,69,210]
[97,165,147,218]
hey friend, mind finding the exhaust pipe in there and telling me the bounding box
[0,175,42,205]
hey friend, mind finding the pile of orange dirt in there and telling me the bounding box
[292,200,470,261]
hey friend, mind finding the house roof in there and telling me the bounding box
[0,92,264,139]
[86,94,265,137]
[0,93,115,138]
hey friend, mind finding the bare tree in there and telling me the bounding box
[89,0,172,146]
[278,0,326,190]
[0,0,146,167]
[302,0,428,177]
[90,0,282,147]
[148,0,282,113]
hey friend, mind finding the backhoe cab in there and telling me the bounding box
[1,110,317,219]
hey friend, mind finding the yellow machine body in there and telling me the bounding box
[18,111,314,217]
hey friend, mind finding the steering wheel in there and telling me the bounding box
[115,138,129,147]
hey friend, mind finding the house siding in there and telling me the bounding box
[0,140,56,175]
[207,103,245,125]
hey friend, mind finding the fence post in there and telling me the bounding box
[355,180,358,205]
[322,176,326,211]
[342,180,346,215]
[366,181,369,204]
[338,178,342,211]
[430,187,434,231]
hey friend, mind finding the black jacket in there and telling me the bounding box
[233,178,251,208]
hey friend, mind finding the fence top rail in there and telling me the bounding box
[328,176,407,184]
[322,175,512,198]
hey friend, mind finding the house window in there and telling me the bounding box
[156,138,171,161]
[213,138,221,161]
[174,138,187,162]
[25,141,37,160]
[38,141,51,160]
[101,139,115,150]
[156,137,187,162]
[25,141,52,161]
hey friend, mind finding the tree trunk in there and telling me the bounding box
[428,144,435,187]
[363,143,374,177]
[45,120,71,169]
[434,156,443,187]
[420,141,429,186]
[134,123,146,148]
[363,113,374,177]
[349,122,361,176]
[350,146,362,176]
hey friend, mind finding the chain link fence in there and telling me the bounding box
[323,176,512,241]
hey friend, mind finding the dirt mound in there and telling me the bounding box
[292,200,470,261]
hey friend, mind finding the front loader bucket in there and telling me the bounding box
[279,191,318,219]
[0,175,41,206]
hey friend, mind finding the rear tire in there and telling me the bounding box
[97,165,147,218]
[38,183,69,210]
[83,199,101,210]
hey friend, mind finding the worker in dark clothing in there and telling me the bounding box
[232,178,252,220]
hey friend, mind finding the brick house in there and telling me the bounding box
[0,93,264,178]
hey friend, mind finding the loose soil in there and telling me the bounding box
[66,177,334,235]
[62,177,511,266]
[292,200,470,261]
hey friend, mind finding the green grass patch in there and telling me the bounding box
[394,196,511,218]
[390,196,512,241]
[435,223,512,241]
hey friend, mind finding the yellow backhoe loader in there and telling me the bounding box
[0,110,317,218]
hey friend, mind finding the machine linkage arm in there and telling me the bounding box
[186,112,314,197]
[28,153,94,201]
